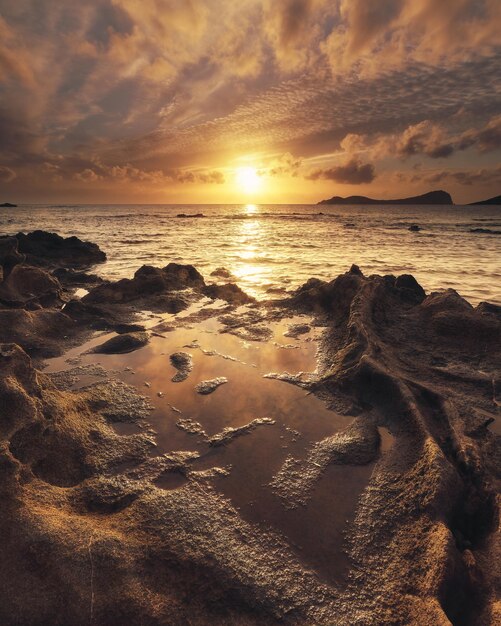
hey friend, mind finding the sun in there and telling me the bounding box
[235,166,261,194]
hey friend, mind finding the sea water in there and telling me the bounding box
[1,203,500,304]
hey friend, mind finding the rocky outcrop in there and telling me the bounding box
[91,331,149,354]
[83,263,204,312]
[15,230,106,268]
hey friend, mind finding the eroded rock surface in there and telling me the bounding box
[92,331,149,355]
[170,351,193,382]
[1,244,500,625]
[195,377,228,395]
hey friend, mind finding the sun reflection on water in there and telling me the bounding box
[234,216,266,293]
[245,203,258,214]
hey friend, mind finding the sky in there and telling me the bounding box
[0,0,500,204]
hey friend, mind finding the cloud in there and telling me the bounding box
[176,170,225,184]
[0,1,499,202]
[261,152,303,177]
[406,164,501,186]
[324,0,501,76]
[0,166,16,183]
[306,158,376,184]
[340,114,501,162]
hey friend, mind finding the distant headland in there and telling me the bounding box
[318,190,453,205]
[0,202,17,208]
[468,194,501,206]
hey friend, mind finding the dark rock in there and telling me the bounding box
[170,351,193,382]
[409,224,421,232]
[203,282,254,304]
[91,332,149,354]
[0,202,17,207]
[84,263,204,308]
[469,228,501,235]
[394,274,426,304]
[349,264,363,276]
[15,230,106,268]
[210,267,234,279]
[0,265,63,308]
[0,236,25,276]
[176,213,205,218]
[52,267,104,288]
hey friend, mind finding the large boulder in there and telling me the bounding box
[0,236,25,276]
[83,263,205,309]
[15,230,106,268]
[0,265,63,308]
[91,332,149,354]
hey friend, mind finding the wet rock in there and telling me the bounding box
[395,274,426,304]
[84,380,154,422]
[270,420,380,508]
[409,224,421,232]
[83,263,204,312]
[0,264,63,308]
[170,351,193,382]
[0,308,76,358]
[208,417,275,446]
[176,418,207,436]
[15,230,106,268]
[76,476,144,513]
[349,264,363,275]
[226,324,273,342]
[0,236,25,276]
[210,267,234,279]
[52,267,104,289]
[284,323,311,338]
[92,331,149,355]
[469,228,501,234]
[176,212,205,218]
[203,282,255,304]
[195,377,228,395]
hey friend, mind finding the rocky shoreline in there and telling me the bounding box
[0,231,500,625]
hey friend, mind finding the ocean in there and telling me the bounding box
[1,203,500,305]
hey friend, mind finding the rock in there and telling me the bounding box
[208,417,275,446]
[0,309,76,358]
[170,351,193,382]
[203,282,254,304]
[0,202,17,207]
[176,418,207,436]
[176,212,205,218]
[0,236,25,276]
[210,267,234,279]
[394,274,426,304]
[284,323,311,339]
[409,224,421,232]
[469,228,501,234]
[91,332,149,354]
[83,263,204,311]
[52,267,104,288]
[349,264,363,275]
[195,377,228,395]
[0,264,63,308]
[15,230,106,268]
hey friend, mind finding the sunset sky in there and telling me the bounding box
[0,0,500,204]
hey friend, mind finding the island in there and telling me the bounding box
[0,202,17,208]
[468,194,501,205]
[318,190,453,205]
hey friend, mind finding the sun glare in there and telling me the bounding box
[235,166,261,194]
